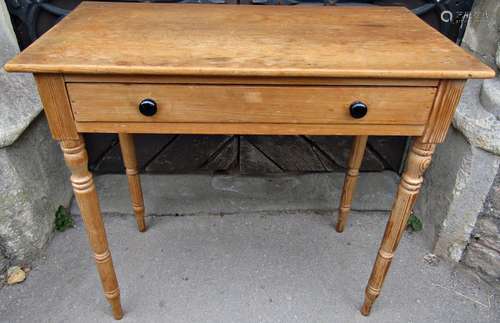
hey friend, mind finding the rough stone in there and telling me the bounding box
[462,0,500,69]
[416,127,500,261]
[463,170,500,286]
[472,217,500,251]
[489,171,500,214]
[0,115,72,267]
[0,0,73,275]
[480,77,500,119]
[6,265,26,285]
[0,253,8,273]
[427,0,500,286]
[462,242,500,284]
[417,0,500,288]
[453,80,500,155]
[496,42,500,68]
[0,0,42,148]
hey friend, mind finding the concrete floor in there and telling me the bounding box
[1,211,498,323]
[71,173,401,216]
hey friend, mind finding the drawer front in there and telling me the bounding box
[67,83,436,125]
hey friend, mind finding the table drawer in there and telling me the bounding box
[67,83,436,125]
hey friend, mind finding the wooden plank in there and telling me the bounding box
[239,137,283,174]
[67,83,436,125]
[244,136,326,172]
[64,74,438,87]
[83,133,117,170]
[306,136,385,171]
[86,135,399,174]
[200,136,238,172]
[6,3,493,79]
[145,135,234,173]
[34,73,78,140]
[76,122,425,136]
[93,134,174,173]
[367,136,408,172]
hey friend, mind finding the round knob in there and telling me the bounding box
[139,98,157,116]
[349,101,368,119]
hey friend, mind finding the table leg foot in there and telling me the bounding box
[119,133,146,232]
[61,137,124,320]
[336,135,368,233]
[360,138,435,315]
[105,288,124,319]
[361,288,377,316]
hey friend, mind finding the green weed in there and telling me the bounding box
[55,206,74,232]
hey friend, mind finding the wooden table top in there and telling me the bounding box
[5,2,494,79]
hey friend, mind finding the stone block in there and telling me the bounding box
[480,78,500,119]
[496,43,500,69]
[0,0,73,273]
[462,242,500,284]
[449,0,500,285]
[472,216,500,251]
[453,80,500,155]
[462,0,500,69]
[463,171,500,287]
[416,64,500,268]
[489,172,500,214]
[0,115,73,266]
[0,254,7,274]
[0,0,41,147]
[416,126,500,261]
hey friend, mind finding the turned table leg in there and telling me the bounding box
[61,136,123,320]
[361,137,435,316]
[118,133,146,232]
[336,135,368,232]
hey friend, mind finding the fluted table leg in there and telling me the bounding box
[61,136,123,320]
[118,133,146,232]
[336,135,368,232]
[361,137,435,316]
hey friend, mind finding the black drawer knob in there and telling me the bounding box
[349,101,368,119]
[139,98,157,116]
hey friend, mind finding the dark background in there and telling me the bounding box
[6,0,474,175]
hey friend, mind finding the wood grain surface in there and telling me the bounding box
[33,74,79,139]
[60,136,123,319]
[336,135,368,233]
[67,83,435,125]
[422,79,466,143]
[74,121,425,136]
[118,133,146,232]
[5,3,494,79]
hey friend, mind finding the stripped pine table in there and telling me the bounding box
[5,2,494,319]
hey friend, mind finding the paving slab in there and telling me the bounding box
[1,211,498,323]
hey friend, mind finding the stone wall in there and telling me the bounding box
[460,0,500,285]
[463,170,500,286]
[417,0,500,286]
[0,0,72,274]
[416,115,499,260]
[462,0,499,68]
[0,115,72,272]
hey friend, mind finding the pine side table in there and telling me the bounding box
[5,2,494,319]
